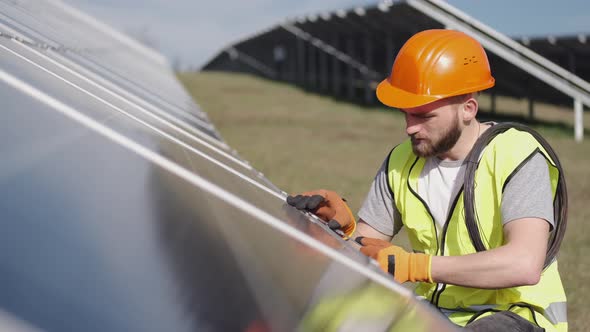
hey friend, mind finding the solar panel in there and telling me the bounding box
[0,1,458,331]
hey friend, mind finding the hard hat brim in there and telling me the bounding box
[376,78,441,110]
[376,77,495,111]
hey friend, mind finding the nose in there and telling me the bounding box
[405,113,421,136]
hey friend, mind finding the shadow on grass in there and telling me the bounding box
[198,72,588,138]
[341,95,588,138]
[349,99,588,138]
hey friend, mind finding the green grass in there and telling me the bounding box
[179,71,590,332]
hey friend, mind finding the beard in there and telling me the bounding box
[411,118,462,158]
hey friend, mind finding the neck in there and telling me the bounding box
[437,121,483,161]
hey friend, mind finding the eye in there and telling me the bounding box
[418,114,435,119]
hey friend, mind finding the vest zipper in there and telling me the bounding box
[407,158,468,306]
[406,157,440,303]
[432,186,465,307]
[406,157,439,254]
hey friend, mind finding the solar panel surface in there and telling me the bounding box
[0,1,458,331]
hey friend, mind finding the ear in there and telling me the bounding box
[461,96,478,122]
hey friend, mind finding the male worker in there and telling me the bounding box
[287,29,567,331]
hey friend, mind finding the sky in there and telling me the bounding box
[64,0,590,70]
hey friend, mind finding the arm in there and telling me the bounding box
[358,153,554,286]
[358,217,550,286]
[354,157,401,242]
[431,152,554,288]
[353,218,393,242]
[286,157,399,243]
[431,217,549,289]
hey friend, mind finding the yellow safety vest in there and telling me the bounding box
[387,128,567,331]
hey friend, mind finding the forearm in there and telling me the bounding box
[431,243,544,289]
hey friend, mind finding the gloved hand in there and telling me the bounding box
[286,189,356,239]
[355,237,432,284]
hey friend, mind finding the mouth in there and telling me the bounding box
[411,136,426,144]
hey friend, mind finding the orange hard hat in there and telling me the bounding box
[376,29,495,110]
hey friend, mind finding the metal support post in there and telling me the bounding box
[308,44,316,89]
[490,91,496,114]
[332,36,340,96]
[346,38,355,101]
[528,96,535,121]
[385,34,395,72]
[320,46,328,92]
[296,38,305,87]
[364,37,374,104]
[575,98,584,142]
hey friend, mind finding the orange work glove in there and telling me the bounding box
[286,189,356,239]
[356,237,432,284]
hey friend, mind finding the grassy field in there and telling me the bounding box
[179,71,590,331]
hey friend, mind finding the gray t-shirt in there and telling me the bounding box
[358,152,554,237]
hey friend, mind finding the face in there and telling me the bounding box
[403,98,463,158]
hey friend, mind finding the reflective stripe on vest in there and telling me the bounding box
[544,301,568,324]
[386,128,567,331]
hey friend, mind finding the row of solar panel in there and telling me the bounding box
[0,1,456,331]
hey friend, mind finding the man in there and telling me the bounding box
[287,29,567,331]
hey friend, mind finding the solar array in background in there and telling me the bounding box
[0,1,457,331]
